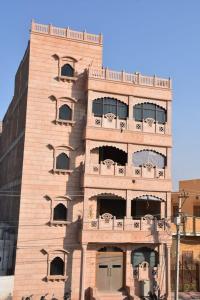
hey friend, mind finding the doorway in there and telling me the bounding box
[96,248,123,292]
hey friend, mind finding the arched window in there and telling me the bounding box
[53,203,67,221]
[53,204,68,221]
[131,247,158,267]
[56,153,69,170]
[99,146,127,165]
[133,103,166,124]
[61,64,74,77]
[131,195,162,219]
[92,98,128,119]
[50,257,64,275]
[133,150,166,168]
[59,104,72,121]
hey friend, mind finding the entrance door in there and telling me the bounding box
[96,251,123,292]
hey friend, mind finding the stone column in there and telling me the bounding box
[83,189,89,229]
[166,244,172,300]
[166,192,171,219]
[126,190,132,218]
[166,101,172,135]
[87,90,94,126]
[81,243,87,300]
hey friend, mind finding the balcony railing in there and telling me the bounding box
[87,163,165,179]
[31,21,103,44]
[92,115,167,134]
[172,216,200,235]
[88,67,171,89]
[84,216,167,232]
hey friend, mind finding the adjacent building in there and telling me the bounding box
[171,179,200,292]
[0,21,172,300]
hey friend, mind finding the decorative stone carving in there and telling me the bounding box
[143,162,154,171]
[101,213,113,223]
[104,113,116,122]
[144,117,155,127]
[143,214,154,221]
[103,159,115,169]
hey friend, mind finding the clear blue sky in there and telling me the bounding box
[1,0,200,190]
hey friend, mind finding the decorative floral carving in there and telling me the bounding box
[101,213,113,223]
[143,214,154,221]
[144,118,155,127]
[143,162,154,171]
[103,159,115,169]
[104,113,116,122]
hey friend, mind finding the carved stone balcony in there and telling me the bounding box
[87,163,166,180]
[91,115,167,134]
[84,216,167,231]
[81,216,171,244]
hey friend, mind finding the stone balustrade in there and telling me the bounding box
[84,217,167,232]
[92,115,167,134]
[88,67,171,89]
[31,21,103,44]
[87,163,165,179]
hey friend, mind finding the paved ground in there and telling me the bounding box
[171,292,200,299]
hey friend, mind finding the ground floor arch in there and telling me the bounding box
[96,246,124,292]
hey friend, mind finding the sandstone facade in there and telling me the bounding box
[0,22,172,300]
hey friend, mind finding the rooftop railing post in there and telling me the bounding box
[122,70,125,82]
[137,73,140,85]
[153,74,156,87]
[31,19,35,31]
[49,24,53,35]
[66,27,70,38]
[83,30,86,41]
[99,33,103,44]
[169,77,172,89]
[105,67,109,79]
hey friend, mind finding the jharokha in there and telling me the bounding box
[0,21,172,300]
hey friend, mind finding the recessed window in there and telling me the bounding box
[56,153,69,170]
[59,104,72,121]
[133,150,166,168]
[132,247,158,267]
[92,97,128,119]
[133,103,166,124]
[61,64,74,77]
[53,204,68,221]
[50,257,64,275]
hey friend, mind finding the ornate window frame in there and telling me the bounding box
[42,248,69,281]
[50,95,77,126]
[45,195,72,226]
[53,54,78,82]
[48,144,74,174]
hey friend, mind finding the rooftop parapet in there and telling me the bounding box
[88,67,171,89]
[31,21,103,45]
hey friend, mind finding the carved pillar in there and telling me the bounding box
[166,244,172,300]
[126,190,132,218]
[81,243,87,300]
[87,91,94,126]
[83,189,89,229]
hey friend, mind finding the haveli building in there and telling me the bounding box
[0,21,172,300]
[171,179,200,293]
